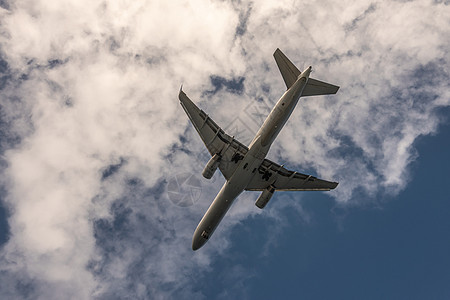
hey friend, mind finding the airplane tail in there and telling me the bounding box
[273,48,339,96]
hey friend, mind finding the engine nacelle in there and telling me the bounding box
[202,154,221,179]
[255,185,275,209]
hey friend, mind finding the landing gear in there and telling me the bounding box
[201,231,210,240]
[262,170,272,181]
[231,153,244,163]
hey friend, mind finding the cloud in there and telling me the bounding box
[0,0,449,298]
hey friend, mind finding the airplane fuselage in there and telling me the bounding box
[192,67,312,250]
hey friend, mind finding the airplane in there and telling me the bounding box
[179,48,339,251]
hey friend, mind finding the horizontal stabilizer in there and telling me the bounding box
[302,78,340,96]
[274,48,300,89]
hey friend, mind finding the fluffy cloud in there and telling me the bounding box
[0,0,449,298]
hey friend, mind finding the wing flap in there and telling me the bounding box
[245,158,338,191]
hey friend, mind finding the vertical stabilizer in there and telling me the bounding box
[273,48,301,89]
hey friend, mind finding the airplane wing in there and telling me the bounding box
[179,89,249,180]
[245,158,338,191]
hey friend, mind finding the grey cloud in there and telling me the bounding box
[344,3,377,32]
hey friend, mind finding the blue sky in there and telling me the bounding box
[0,0,449,299]
[198,116,450,299]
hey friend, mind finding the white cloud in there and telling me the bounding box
[0,0,449,298]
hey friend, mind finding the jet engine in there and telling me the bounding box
[255,185,275,209]
[202,154,221,179]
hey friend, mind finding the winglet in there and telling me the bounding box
[178,84,186,102]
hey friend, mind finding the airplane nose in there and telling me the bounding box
[192,236,206,251]
[192,241,201,251]
[192,228,208,251]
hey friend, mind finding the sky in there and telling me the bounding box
[0,0,449,299]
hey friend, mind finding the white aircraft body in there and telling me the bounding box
[179,49,339,250]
